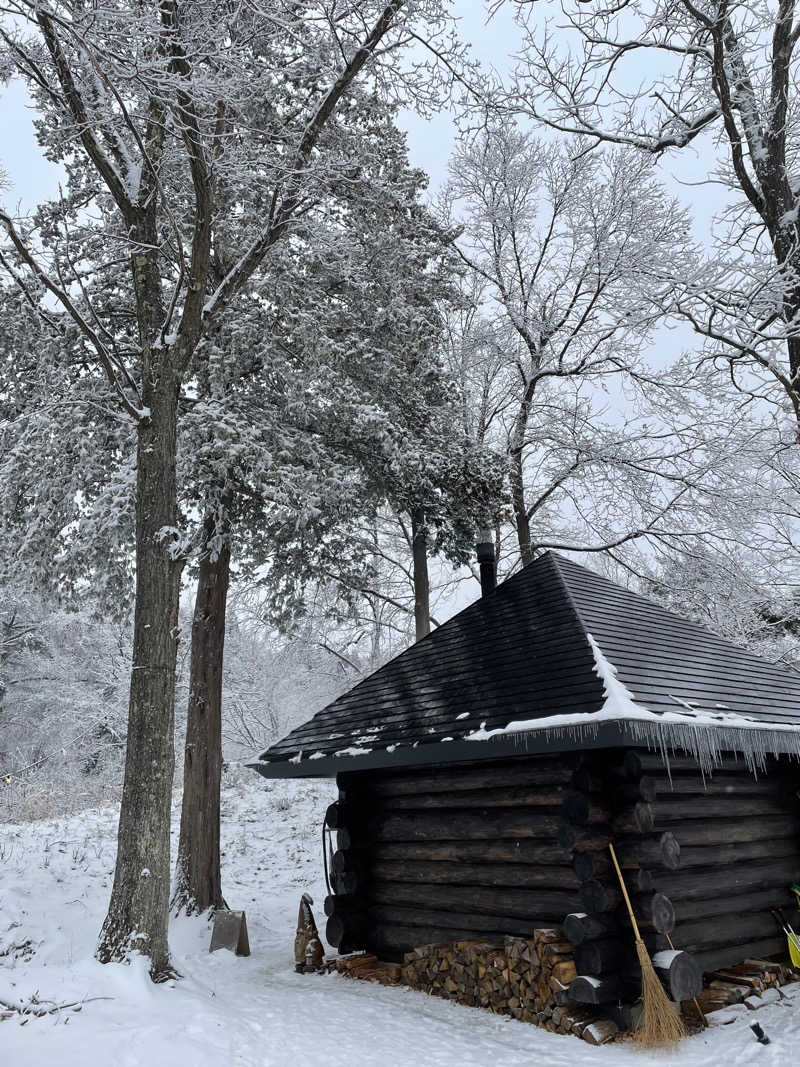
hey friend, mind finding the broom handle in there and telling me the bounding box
[609,842,641,942]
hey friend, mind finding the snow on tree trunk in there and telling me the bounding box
[97,371,181,978]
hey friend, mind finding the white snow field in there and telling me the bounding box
[2,772,800,1067]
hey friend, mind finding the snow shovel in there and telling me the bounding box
[770,908,800,968]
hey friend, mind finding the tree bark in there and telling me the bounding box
[172,505,231,915]
[97,369,182,979]
[509,400,533,566]
[410,507,430,641]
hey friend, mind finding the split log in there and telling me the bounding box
[357,757,577,798]
[366,810,566,843]
[562,913,619,946]
[369,859,581,890]
[369,840,574,866]
[568,975,621,1004]
[368,879,582,919]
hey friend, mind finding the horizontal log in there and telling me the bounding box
[690,937,787,975]
[369,840,574,866]
[556,825,612,852]
[671,888,799,926]
[575,938,624,974]
[568,975,621,1005]
[368,879,582,920]
[652,949,703,1001]
[358,757,578,798]
[651,775,789,797]
[370,859,581,890]
[366,903,543,939]
[659,814,799,846]
[654,859,800,902]
[662,911,793,955]
[366,922,505,958]
[654,795,795,823]
[614,832,681,871]
[366,810,566,843]
[624,752,751,777]
[676,837,800,870]
[386,786,574,811]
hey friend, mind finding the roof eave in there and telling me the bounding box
[247,714,800,780]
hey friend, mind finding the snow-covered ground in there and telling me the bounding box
[3,772,800,1067]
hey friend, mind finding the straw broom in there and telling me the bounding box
[609,843,685,1047]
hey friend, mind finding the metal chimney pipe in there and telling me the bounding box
[476,528,496,597]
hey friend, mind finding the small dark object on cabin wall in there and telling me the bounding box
[751,1022,771,1045]
[294,893,324,973]
[209,909,250,956]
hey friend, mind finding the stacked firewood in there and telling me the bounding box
[693,958,798,1013]
[399,929,619,1043]
[328,952,403,987]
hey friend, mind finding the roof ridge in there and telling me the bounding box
[552,554,800,679]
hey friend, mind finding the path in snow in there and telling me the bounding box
[2,772,800,1066]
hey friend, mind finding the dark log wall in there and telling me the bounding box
[324,748,800,1008]
[326,754,585,959]
[563,750,800,1005]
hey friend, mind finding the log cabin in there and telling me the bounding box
[250,548,800,1016]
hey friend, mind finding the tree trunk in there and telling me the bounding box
[97,370,182,979]
[410,507,430,642]
[172,504,231,915]
[509,444,532,567]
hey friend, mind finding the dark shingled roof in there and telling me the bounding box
[251,552,800,778]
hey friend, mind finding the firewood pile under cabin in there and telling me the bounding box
[250,551,800,1035]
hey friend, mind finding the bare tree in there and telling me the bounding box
[440,120,694,565]
[502,0,800,429]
